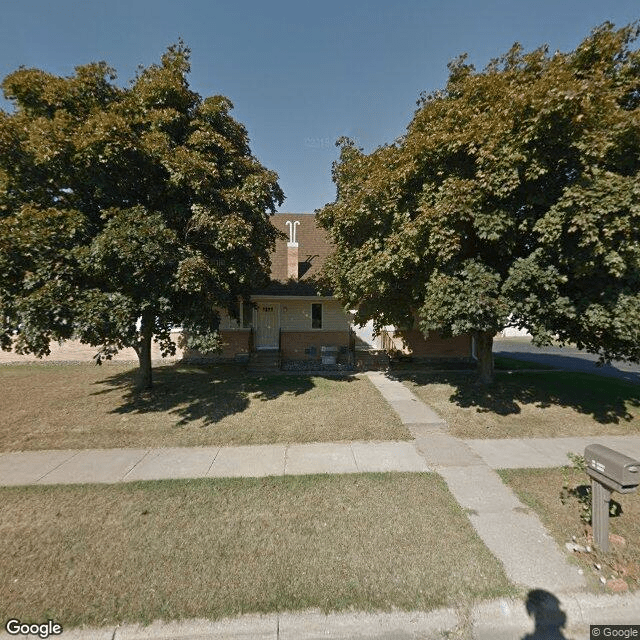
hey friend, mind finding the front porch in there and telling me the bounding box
[182,325,476,371]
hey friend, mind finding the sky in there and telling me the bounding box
[0,1,638,214]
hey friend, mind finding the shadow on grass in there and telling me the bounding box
[494,355,557,371]
[567,484,623,520]
[93,363,358,426]
[493,349,640,385]
[391,369,640,425]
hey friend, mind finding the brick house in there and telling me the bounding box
[184,213,352,369]
[185,213,475,369]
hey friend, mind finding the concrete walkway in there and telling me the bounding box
[366,371,588,593]
[0,441,428,486]
[6,433,639,487]
[465,434,640,469]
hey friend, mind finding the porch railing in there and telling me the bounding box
[380,328,397,353]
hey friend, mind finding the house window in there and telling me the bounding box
[241,301,253,328]
[311,303,322,329]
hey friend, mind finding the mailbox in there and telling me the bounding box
[584,444,640,493]
[585,444,640,552]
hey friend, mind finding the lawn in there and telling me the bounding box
[0,363,409,452]
[0,473,515,627]
[400,370,640,439]
[493,355,556,371]
[499,467,640,592]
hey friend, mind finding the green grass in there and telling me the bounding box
[400,370,640,439]
[0,474,515,627]
[0,363,409,451]
[499,467,640,591]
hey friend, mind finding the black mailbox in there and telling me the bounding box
[584,444,640,494]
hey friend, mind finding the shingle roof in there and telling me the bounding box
[254,213,333,296]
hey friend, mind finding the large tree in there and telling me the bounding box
[0,43,283,388]
[318,22,640,383]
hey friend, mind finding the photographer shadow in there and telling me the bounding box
[522,589,569,640]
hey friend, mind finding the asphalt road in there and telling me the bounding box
[493,337,640,384]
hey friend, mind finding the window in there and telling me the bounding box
[311,303,322,329]
[242,301,253,328]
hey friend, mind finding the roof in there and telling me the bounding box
[255,213,333,296]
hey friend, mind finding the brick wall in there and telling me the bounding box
[394,329,472,358]
[280,331,350,362]
[1,330,254,365]
[181,330,250,362]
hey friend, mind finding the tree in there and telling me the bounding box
[0,43,283,388]
[317,22,640,383]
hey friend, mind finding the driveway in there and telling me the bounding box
[493,336,640,384]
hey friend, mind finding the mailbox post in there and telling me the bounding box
[584,445,640,552]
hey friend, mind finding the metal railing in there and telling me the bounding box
[380,329,397,353]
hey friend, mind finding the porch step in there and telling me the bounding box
[248,349,281,372]
[354,348,390,371]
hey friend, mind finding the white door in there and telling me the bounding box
[255,303,279,349]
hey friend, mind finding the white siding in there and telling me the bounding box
[276,299,349,331]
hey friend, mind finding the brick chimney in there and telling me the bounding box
[286,220,299,280]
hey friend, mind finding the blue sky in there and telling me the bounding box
[1,1,638,213]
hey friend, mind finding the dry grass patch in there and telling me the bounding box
[499,467,640,592]
[0,363,408,451]
[0,473,515,627]
[400,371,640,439]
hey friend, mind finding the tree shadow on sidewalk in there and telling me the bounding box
[92,363,332,426]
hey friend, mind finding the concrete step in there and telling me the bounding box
[355,348,390,371]
[248,350,281,372]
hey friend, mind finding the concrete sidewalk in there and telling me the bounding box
[0,440,428,486]
[4,434,639,487]
[465,434,640,469]
[3,594,639,640]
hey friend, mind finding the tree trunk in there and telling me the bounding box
[135,314,154,390]
[475,331,495,384]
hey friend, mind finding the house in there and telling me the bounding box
[184,213,353,369]
[183,213,475,370]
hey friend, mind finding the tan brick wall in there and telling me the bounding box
[0,329,252,365]
[395,329,472,358]
[280,331,350,361]
[181,330,250,361]
[287,243,299,279]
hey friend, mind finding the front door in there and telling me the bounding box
[255,303,279,349]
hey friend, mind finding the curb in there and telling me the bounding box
[3,595,639,640]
